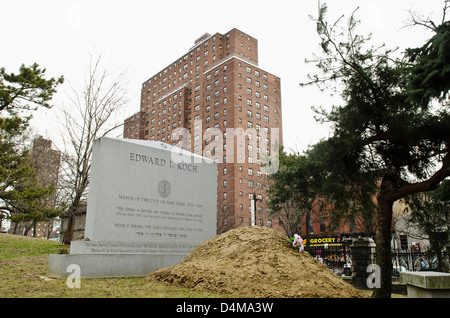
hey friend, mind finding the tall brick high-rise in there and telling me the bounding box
[124,28,283,233]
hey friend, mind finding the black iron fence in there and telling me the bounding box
[307,244,449,281]
[307,244,353,277]
[391,249,449,281]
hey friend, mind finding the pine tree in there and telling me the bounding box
[302,3,450,297]
[0,63,63,234]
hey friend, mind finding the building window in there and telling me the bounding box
[400,235,408,250]
[320,217,326,233]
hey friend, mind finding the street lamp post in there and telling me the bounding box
[250,192,261,226]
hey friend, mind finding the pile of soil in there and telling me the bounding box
[147,226,365,298]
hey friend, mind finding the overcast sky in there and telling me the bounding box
[1,0,446,153]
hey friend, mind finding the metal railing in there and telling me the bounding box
[391,249,449,281]
[308,245,449,281]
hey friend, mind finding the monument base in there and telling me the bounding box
[48,253,187,278]
[401,271,450,298]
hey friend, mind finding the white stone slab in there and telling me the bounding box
[401,271,450,298]
[85,137,217,250]
[48,137,217,278]
[48,254,186,278]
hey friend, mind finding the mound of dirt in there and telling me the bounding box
[147,226,365,298]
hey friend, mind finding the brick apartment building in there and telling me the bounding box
[124,28,283,233]
[8,136,61,238]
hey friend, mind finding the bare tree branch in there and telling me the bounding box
[56,51,130,243]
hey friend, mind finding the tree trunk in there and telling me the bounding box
[32,221,37,237]
[62,194,83,244]
[23,221,34,237]
[305,210,311,250]
[13,221,18,234]
[62,203,78,244]
[63,213,75,245]
[372,176,395,298]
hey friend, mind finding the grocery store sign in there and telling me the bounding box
[308,236,342,246]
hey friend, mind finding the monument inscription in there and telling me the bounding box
[85,137,217,250]
[48,137,217,278]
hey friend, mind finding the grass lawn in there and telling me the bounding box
[0,233,69,260]
[0,233,407,298]
[0,233,225,298]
